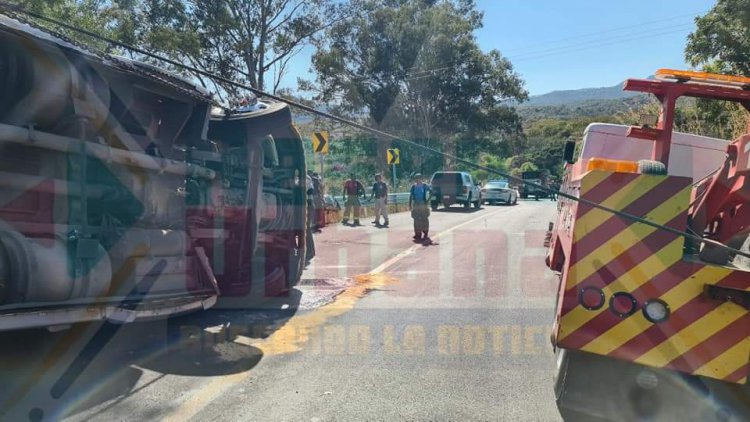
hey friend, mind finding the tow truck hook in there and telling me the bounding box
[704,284,750,310]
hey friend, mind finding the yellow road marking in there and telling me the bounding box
[160,207,510,421]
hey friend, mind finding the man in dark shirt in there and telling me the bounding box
[409,173,431,242]
[370,174,389,227]
[342,173,364,226]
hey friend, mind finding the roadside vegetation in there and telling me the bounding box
[16,0,750,192]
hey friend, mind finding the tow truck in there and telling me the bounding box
[546,69,750,421]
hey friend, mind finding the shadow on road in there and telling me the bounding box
[432,206,483,213]
[0,289,302,421]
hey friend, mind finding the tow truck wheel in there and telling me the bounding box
[554,349,610,422]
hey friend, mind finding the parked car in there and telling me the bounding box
[481,180,518,205]
[519,170,549,200]
[429,171,481,210]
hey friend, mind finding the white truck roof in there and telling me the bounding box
[580,123,729,182]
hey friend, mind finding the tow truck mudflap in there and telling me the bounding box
[0,295,218,332]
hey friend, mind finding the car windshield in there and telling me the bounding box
[486,182,509,189]
[2,1,747,421]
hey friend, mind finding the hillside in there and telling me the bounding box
[522,82,640,107]
[517,80,654,122]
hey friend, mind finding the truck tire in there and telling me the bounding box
[521,192,528,199]
[637,160,667,175]
[473,199,481,209]
[464,195,471,209]
[431,201,438,211]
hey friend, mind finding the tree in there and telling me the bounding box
[18,0,135,50]
[141,0,346,98]
[686,0,750,75]
[308,0,526,173]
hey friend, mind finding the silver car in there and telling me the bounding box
[481,180,518,205]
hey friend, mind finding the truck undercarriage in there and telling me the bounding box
[0,15,308,331]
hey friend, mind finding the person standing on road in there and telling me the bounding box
[342,173,365,226]
[312,172,326,230]
[409,173,431,241]
[370,174,389,227]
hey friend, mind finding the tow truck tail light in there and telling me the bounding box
[579,287,605,311]
[587,158,639,173]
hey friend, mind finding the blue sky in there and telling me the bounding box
[283,0,716,96]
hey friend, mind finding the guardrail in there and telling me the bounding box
[332,192,410,206]
[329,192,412,218]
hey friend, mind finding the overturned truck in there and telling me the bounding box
[0,15,309,331]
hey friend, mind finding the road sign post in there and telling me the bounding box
[387,148,400,189]
[391,162,397,189]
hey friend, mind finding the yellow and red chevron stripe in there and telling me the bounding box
[556,170,750,383]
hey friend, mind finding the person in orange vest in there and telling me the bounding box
[342,173,365,226]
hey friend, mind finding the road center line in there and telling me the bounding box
[160,207,510,422]
[369,207,509,274]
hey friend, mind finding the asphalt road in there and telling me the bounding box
[0,199,561,421]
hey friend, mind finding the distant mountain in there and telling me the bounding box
[516,79,655,121]
[522,82,640,107]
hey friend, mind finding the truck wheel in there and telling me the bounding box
[534,195,539,201]
[638,160,667,175]
[521,193,527,199]
[464,196,471,209]
[554,349,610,422]
[473,199,481,209]
[431,201,438,211]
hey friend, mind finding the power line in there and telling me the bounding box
[499,10,705,55]
[2,3,748,260]
[508,23,695,61]
[363,20,699,83]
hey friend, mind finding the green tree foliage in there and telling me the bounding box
[17,0,135,50]
[136,0,345,98]
[686,0,750,75]
[308,0,527,174]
